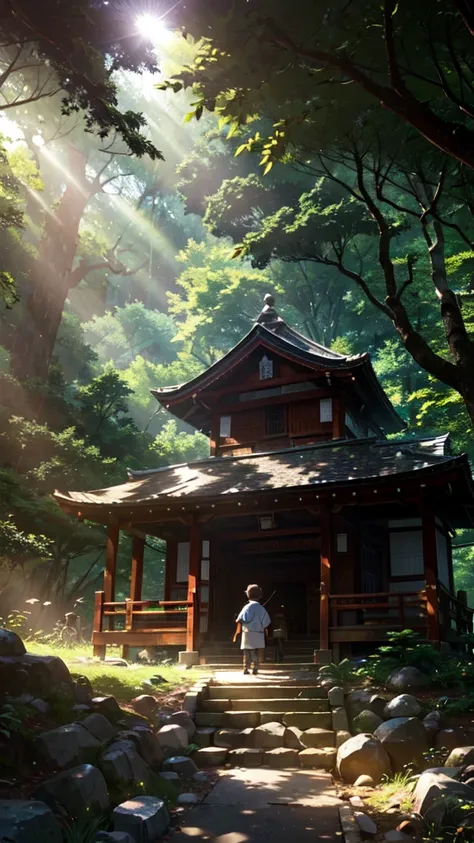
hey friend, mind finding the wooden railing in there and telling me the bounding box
[93,591,195,651]
[329,590,429,632]
[438,585,474,641]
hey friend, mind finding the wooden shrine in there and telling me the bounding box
[54,295,474,663]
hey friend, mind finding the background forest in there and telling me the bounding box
[1,1,474,629]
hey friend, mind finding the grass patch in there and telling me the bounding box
[365,772,415,814]
[25,641,201,703]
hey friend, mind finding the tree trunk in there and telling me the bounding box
[10,146,95,381]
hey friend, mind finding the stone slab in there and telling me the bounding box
[299,748,337,770]
[265,748,300,768]
[228,748,264,767]
[193,747,228,767]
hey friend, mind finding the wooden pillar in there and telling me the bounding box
[187,519,201,652]
[319,504,333,653]
[103,525,119,658]
[104,524,119,603]
[130,536,145,601]
[422,508,440,644]
[165,539,176,601]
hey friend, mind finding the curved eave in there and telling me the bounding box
[53,454,473,522]
[151,323,402,433]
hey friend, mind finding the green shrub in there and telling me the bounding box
[319,658,356,686]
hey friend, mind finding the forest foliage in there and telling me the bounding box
[0,1,474,622]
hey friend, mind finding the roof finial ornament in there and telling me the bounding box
[256,292,284,331]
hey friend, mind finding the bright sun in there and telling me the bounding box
[136,13,172,43]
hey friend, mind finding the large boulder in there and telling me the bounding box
[414,771,474,824]
[36,724,101,769]
[0,654,72,698]
[386,667,429,692]
[92,696,123,722]
[0,800,62,843]
[383,695,421,719]
[352,710,383,735]
[446,747,474,767]
[34,764,109,818]
[168,711,196,741]
[113,796,170,840]
[374,717,429,771]
[337,734,392,784]
[0,628,25,657]
[156,724,188,751]
[130,726,163,768]
[131,695,157,718]
[80,713,116,743]
[99,739,155,796]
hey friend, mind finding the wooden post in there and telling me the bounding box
[187,519,201,652]
[422,507,440,644]
[130,536,145,601]
[165,539,176,602]
[121,598,134,661]
[319,504,333,652]
[103,524,119,652]
[104,524,119,603]
[92,591,105,659]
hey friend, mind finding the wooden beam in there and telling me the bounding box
[422,507,440,644]
[320,503,333,651]
[187,519,201,652]
[130,536,145,602]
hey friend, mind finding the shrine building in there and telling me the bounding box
[54,295,474,665]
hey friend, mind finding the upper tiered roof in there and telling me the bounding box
[152,294,405,435]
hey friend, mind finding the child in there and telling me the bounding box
[234,584,271,675]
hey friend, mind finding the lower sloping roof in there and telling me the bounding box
[54,434,469,511]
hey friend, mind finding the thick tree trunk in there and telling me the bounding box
[10,146,96,381]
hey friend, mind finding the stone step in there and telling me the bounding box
[197,662,317,669]
[190,745,337,770]
[195,710,332,730]
[208,685,327,700]
[201,698,330,713]
[201,654,316,662]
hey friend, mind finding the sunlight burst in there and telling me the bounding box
[136,13,172,44]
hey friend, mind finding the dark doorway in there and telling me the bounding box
[266,582,307,635]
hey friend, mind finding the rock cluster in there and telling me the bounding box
[0,628,209,843]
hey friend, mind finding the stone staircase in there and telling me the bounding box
[191,675,343,770]
[199,637,320,667]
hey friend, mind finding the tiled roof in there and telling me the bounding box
[54,435,460,509]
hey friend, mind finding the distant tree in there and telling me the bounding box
[84,303,179,368]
